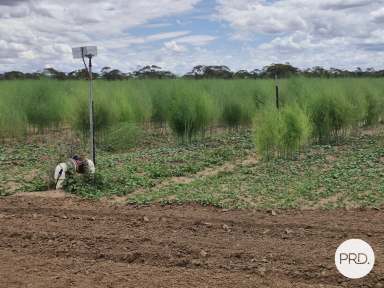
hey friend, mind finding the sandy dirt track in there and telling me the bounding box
[0,195,383,288]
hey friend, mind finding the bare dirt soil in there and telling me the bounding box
[0,196,383,288]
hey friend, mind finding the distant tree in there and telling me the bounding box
[133,65,175,79]
[101,67,126,80]
[302,66,330,78]
[354,67,364,77]
[250,69,262,78]
[101,66,111,75]
[366,67,375,74]
[1,63,383,81]
[184,65,233,79]
[262,63,299,78]
[67,69,84,80]
[42,68,67,80]
[24,72,41,79]
[233,70,253,79]
[3,71,26,80]
[67,69,98,80]
[329,68,343,77]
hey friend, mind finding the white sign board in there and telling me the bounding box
[72,46,97,59]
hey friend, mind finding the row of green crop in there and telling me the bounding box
[254,78,384,158]
[0,78,383,154]
[0,79,272,139]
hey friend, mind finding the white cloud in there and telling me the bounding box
[145,31,190,42]
[1,0,382,73]
[215,0,384,69]
[0,0,202,72]
[371,7,384,23]
[164,41,187,53]
[174,35,217,46]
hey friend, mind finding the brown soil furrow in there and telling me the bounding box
[0,197,383,287]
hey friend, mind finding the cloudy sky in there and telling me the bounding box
[0,0,384,74]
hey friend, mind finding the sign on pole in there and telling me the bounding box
[72,46,97,165]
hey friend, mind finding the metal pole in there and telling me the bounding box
[275,73,279,109]
[88,56,96,165]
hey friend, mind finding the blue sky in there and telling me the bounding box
[0,0,384,74]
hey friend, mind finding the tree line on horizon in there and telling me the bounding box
[1,63,384,80]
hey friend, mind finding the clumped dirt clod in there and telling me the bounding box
[0,196,383,288]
